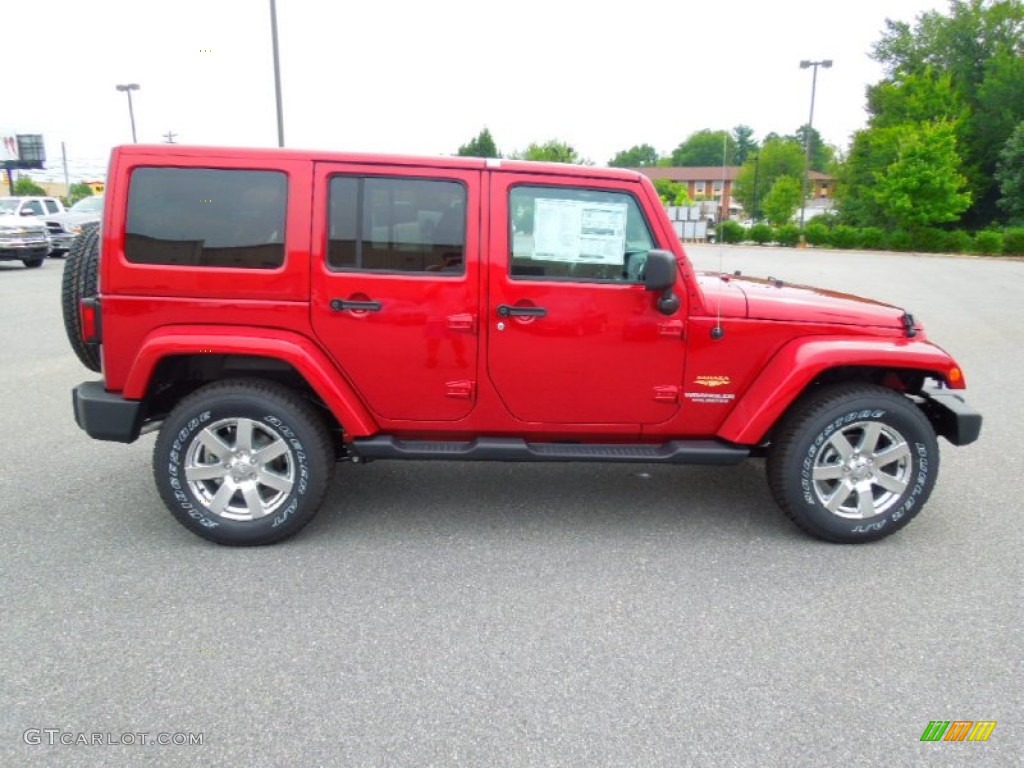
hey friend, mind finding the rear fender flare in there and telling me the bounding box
[122,326,377,436]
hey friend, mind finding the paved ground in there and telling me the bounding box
[1,248,1020,767]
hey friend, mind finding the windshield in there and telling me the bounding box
[0,199,19,215]
[71,196,104,213]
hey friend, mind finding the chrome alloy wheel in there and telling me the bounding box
[184,417,295,521]
[811,421,912,520]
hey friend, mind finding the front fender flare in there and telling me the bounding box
[716,336,965,445]
[122,325,378,436]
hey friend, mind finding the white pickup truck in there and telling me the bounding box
[0,196,60,268]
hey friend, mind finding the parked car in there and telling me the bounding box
[0,211,50,268]
[45,195,104,256]
[0,195,64,218]
[66,144,980,546]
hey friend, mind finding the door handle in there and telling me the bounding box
[330,298,382,312]
[497,304,547,318]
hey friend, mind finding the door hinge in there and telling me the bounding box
[653,385,680,403]
[658,320,684,338]
[447,313,476,333]
[445,380,475,399]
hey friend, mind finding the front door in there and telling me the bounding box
[311,163,480,422]
[486,173,687,425]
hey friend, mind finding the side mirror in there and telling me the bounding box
[20,209,36,216]
[643,249,680,315]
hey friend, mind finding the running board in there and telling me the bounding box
[351,436,749,465]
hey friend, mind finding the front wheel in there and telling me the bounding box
[767,384,939,543]
[153,380,335,545]
[22,257,44,268]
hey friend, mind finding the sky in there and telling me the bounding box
[5,0,953,181]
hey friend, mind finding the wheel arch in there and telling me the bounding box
[717,337,966,446]
[122,326,377,438]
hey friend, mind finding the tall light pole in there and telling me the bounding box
[798,59,831,230]
[269,0,285,147]
[115,83,140,143]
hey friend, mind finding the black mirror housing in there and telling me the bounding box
[643,249,676,292]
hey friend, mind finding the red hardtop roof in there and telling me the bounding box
[113,145,645,182]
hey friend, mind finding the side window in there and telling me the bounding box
[327,176,465,274]
[125,168,287,268]
[44,200,59,214]
[509,185,654,282]
[23,200,44,215]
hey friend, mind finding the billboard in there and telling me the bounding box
[1,135,45,168]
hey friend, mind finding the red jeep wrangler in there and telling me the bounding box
[65,145,980,545]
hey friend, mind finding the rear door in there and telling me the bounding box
[486,172,687,425]
[310,163,481,422]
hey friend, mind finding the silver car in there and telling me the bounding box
[45,196,104,256]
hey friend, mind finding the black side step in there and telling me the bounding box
[351,436,749,466]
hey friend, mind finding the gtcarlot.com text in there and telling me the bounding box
[24,729,203,746]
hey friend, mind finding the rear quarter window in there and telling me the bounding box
[125,168,287,269]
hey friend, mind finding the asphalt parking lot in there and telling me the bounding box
[1,247,1020,767]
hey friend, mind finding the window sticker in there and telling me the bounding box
[532,199,627,265]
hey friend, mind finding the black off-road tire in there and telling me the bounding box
[154,379,335,546]
[22,257,45,268]
[767,384,939,543]
[61,223,102,372]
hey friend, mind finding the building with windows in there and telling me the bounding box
[630,166,836,221]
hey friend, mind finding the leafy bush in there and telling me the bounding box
[944,230,973,254]
[1002,227,1024,255]
[973,230,1004,255]
[804,222,829,246]
[718,220,745,244]
[857,227,886,249]
[748,223,773,245]
[909,228,950,253]
[775,224,801,247]
[829,225,859,249]
[884,230,912,251]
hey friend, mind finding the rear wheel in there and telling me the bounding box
[61,223,101,371]
[154,380,335,545]
[767,384,939,543]
[22,257,44,268]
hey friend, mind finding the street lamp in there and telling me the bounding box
[798,59,832,230]
[115,83,140,143]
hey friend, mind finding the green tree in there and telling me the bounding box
[651,178,692,206]
[512,140,589,164]
[457,128,500,158]
[793,124,834,172]
[732,137,806,218]
[670,129,735,166]
[873,122,971,229]
[13,176,46,196]
[608,144,660,167]
[761,176,803,226]
[67,183,94,206]
[871,0,1024,224]
[996,121,1024,223]
[732,125,757,165]
[837,126,904,226]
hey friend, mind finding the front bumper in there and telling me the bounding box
[73,381,145,443]
[0,238,50,261]
[919,388,982,446]
[47,232,76,252]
